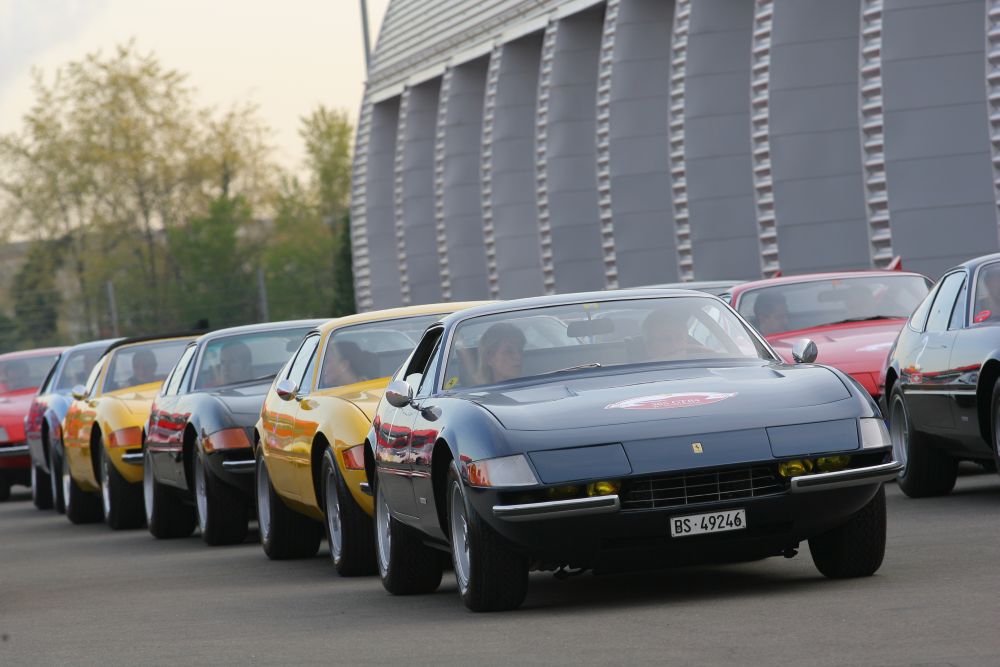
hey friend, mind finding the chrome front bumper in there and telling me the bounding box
[790,460,903,492]
[493,494,620,522]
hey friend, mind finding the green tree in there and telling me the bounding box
[12,240,63,345]
[332,215,356,316]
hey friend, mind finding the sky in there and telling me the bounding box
[0,0,391,172]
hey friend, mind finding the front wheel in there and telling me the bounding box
[375,470,444,595]
[99,443,144,530]
[144,449,196,539]
[890,385,957,497]
[31,463,53,510]
[321,446,375,576]
[255,449,321,559]
[50,437,66,513]
[447,460,528,611]
[195,453,248,546]
[64,467,102,524]
[810,485,886,578]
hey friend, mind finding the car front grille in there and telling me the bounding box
[621,466,786,511]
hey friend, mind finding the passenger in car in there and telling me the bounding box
[321,341,374,387]
[476,323,526,384]
[753,291,791,335]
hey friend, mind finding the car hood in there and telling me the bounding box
[766,320,904,376]
[465,362,851,432]
[106,385,160,415]
[0,391,34,423]
[209,381,273,419]
[318,378,389,421]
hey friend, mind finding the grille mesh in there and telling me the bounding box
[621,466,785,511]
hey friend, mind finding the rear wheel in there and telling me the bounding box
[255,449,321,559]
[990,378,1000,474]
[447,461,528,611]
[890,385,957,497]
[195,453,248,546]
[31,463,53,510]
[144,449,196,539]
[375,470,444,595]
[321,447,375,576]
[0,480,9,502]
[64,466,102,524]
[99,443,144,530]
[810,485,886,578]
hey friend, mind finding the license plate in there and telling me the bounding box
[670,508,746,537]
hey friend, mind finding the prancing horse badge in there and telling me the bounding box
[692,442,703,454]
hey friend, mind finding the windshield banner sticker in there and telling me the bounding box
[604,392,737,410]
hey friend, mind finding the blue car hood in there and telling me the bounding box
[465,362,850,432]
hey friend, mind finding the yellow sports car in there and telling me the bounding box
[61,334,196,528]
[255,303,488,574]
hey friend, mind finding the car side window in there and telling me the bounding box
[926,272,966,333]
[948,277,968,330]
[162,344,198,396]
[286,334,320,393]
[84,358,105,399]
[907,284,937,333]
[414,337,444,398]
[402,327,444,392]
[973,261,1000,324]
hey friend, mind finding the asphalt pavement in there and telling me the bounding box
[2,467,999,666]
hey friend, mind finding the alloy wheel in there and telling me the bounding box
[324,468,343,562]
[450,484,471,594]
[255,457,271,541]
[375,482,391,575]
[194,456,208,534]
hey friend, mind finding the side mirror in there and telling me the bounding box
[385,380,413,408]
[275,378,299,401]
[791,339,818,364]
[71,385,87,401]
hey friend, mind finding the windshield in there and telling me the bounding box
[317,314,440,389]
[54,348,106,392]
[737,275,931,336]
[443,297,769,390]
[194,327,313,389]
[0,353,60,393]
[103,340,190,392]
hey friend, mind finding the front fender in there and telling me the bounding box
[97,398,152,484]
[315,398,375,515]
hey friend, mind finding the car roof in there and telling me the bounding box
[730,270,929,299]
[62,338,124,354]
[957,252,1000,272]
[0,346,67,361]
[196,319,328,345]
[437,289,720,327]
[316,302,493,335]
[103,332,202,355]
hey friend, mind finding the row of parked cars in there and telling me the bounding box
[2,254,998,611]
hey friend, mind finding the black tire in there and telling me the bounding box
[99,443,145,530]
[195,452,248,546]
[32,463,53,510]
[374,469,445,595]
[50,435,66,514]
[446,460,528,611]
[144,449,196,539]
[255,449,322,559]
[0,480,9,502]
[810,485,887,578]
[321,447,376,576]
[990,378,1000,474]
[890,385,957,497]
[64,466,102,524]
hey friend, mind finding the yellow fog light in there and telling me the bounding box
[816,455,851,472]
[586,480,621,497]
[546,485,581,500]
[778,459,814,478]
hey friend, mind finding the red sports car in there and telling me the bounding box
[729,270,931,401]
[0,347,64,501]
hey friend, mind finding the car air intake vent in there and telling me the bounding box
[621,466,785,511]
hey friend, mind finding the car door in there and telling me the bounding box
[286,335,326,505]
[946,261,1000,453]
[406,330,447,534]
[63,356,107,488]
[265,333,320,498]
[903,271,967,433]
[147,343,198,487]
[375,328,443,521]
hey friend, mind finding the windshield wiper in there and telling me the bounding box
[538,362,603,376]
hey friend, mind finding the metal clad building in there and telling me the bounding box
[352,0,1000,310]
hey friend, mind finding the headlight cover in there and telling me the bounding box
[465,454,539,488]
[859,418,890,449]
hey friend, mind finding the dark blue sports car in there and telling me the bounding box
[366,290,900,611]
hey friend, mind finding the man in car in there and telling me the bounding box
[642,308,711,361]
[974,265,1000,322]
[218,340,254,385]
[753,291,791,336]
[127,349,158,386]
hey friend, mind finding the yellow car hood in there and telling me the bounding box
[106,383,161,416]
[321,377,387,419]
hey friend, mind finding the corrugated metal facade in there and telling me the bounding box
[352,0,1000,310]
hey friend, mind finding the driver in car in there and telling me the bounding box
[476,323,526,384]
[642,308,709,361]
[218,340,254,385]
[753,291,791,336]
[127,349,158,386]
